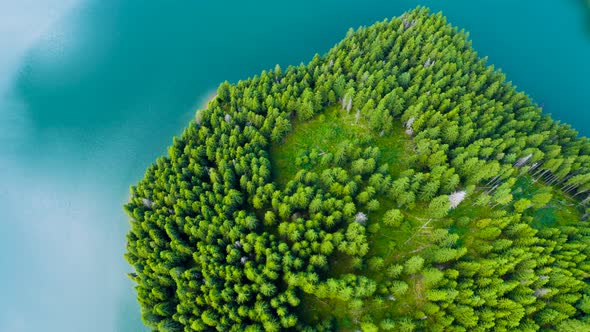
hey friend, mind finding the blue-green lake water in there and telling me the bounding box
[0,1,588,331]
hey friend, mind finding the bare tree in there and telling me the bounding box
[403,18,417,30]
[514,154,533,168]
[355,212,368,224]
[405,117,415,135]
[141,198,153,208]
[346,96,353,113]
[449,191,467,209]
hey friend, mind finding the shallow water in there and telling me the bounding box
[0,1,588,331]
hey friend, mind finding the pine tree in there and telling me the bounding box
[404,256,424,275]
[383,208,404,227]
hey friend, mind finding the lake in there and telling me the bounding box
[0,0,588,331]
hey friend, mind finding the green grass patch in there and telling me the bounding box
[270,105,411,186]
[512,175,583,229]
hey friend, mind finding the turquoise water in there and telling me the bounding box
[0,1,588,331]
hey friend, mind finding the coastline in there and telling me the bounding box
[195,91,217,123]
[202,91,218,109]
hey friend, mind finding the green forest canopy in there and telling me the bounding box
[124,7,590,331]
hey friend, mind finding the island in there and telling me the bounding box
[124,7,590,331]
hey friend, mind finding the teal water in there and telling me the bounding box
[0,1,588,331]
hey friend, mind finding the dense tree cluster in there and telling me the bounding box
[125,7,590,331]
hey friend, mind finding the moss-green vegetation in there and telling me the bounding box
[124,7,590,331]
[270,105,409,187]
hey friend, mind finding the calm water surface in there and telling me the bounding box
[0,1,588,331]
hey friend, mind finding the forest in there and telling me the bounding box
[124,7,590,331]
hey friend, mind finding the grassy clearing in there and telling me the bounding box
[270,105,411,187]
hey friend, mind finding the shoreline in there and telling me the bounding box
[201,91,218,109]
[195,91,217,123]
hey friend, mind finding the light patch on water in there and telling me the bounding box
[0,94,162,332]
[0,98,31,153]
[0,0,81,152]
[0,161,128,332]
[0,0,79,85]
